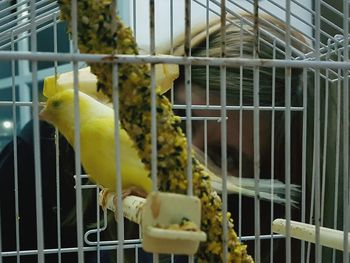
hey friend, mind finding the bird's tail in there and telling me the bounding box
[208,171,300,207]
[193,146,300,207]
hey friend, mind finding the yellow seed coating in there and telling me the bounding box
[58,1,254,262]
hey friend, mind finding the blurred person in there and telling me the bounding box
[166,13,311,262]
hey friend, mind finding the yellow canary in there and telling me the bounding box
[40,64,179,196]
[40,89,152,194]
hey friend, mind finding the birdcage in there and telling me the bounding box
[0,0,349,263]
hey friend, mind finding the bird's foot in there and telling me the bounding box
[113,186,147,222]
[100,187,111,210]
[122,186,148,199]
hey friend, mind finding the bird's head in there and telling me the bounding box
[40,89,77,126]
[39,89,112,147]
[40,89,112,144]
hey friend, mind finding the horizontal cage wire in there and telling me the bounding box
[0,0,349,263]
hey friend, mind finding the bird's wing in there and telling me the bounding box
[80,117,151,192]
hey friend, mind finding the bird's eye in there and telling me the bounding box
[52,100,61,108]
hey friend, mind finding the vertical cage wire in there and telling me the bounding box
[313,1,322,262]
[70,0,85,262]
[29,1,45,263]
[253,1,261,261]
[10,29,20,263]
[238,17,244,243]
[53,11,63,263]
[219,1,229,262]
[149,0,158,193]
[111,2,125,262]
[112,59,124,263]
[16,0,32,129]
[331,47,341,263]
[269,38,276,263]
[185,0,193,198]
[149,1,159,262]
[342,1,350,262]
[284,0,292,262]
[300,67,308,263]
[320,38,331,227]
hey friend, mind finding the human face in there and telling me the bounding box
[172,81,272,179]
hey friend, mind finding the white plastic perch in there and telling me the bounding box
[272,218,350,252]
[99,191,207,255]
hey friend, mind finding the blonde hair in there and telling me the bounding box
[172,14,310,106]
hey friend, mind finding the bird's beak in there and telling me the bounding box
[39,106,48,121]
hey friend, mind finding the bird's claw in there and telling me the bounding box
[122,186,148,199]
[100,188,111,210]
[113,186,147,222]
